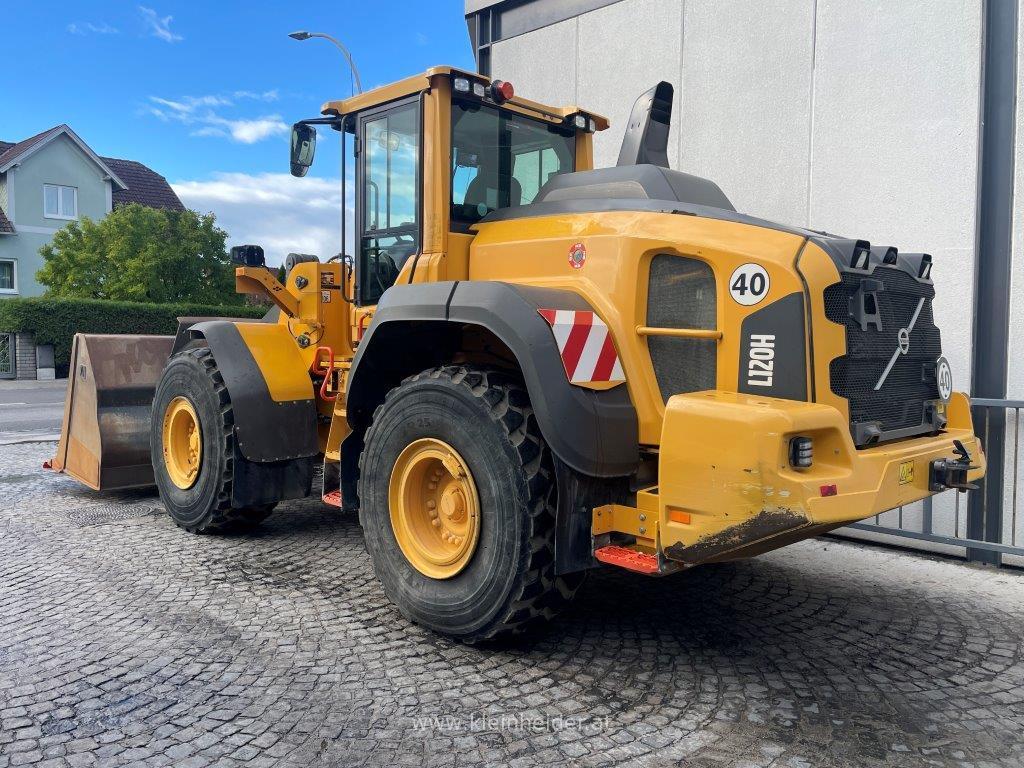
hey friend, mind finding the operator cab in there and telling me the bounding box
[289,66,603,308]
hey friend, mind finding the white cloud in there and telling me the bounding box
[172,172,351,266]
[216,117,288,144]
[139,6,182,43]
[68,21,119,35]
[145,91,286,144]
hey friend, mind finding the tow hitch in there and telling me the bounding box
[929,439,980,492]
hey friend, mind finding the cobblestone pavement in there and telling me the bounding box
[2,442,1023,768]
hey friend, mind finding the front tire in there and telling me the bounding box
[151,346,275,533]
[358,365,584,642]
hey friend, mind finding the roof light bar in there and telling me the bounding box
[566,112,596,133]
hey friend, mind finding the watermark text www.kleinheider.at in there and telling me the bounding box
[411,712,613,734]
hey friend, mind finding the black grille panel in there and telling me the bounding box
[647,255,716,401]
[824,266,942,441]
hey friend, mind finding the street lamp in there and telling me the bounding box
[288,30,363,95]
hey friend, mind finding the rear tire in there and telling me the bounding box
[358,365,584,642]
[151,346,275,533]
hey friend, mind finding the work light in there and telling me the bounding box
[789,437,813,469]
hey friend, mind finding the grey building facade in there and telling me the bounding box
[464,0,1022,560]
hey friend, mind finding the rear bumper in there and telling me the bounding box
[656,390,985,565]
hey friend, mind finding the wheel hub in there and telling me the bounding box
[389,438,480,579]
[162,396,202,490]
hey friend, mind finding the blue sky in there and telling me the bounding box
[1,1,474,264]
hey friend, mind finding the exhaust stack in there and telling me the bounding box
[616,81,674,169]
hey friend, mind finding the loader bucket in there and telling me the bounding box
[51,334,174,491]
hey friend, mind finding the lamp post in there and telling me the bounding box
[288,31,363,95]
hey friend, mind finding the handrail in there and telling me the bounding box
[313,346,338,402]
[635,326,722,340]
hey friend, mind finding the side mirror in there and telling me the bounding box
[290,123,317,177]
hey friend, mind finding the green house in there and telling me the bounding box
[0,124,184,298]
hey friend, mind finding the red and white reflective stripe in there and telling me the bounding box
[537,309,625,384]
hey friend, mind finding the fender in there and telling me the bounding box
[346,281,640,478]
[174,320,319,464]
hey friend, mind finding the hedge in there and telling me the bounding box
[0,297,267,372]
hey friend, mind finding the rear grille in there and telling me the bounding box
[824,266,942,443]
[646,255,716,401]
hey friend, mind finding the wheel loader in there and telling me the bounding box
[50,67,985,641]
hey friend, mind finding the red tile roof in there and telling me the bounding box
[0,126,64,169]
[101,157,184,211]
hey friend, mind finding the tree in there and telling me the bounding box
[37,204,242,304]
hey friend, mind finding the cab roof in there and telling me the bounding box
[320,65,609,131]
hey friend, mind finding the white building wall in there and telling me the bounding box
[576,0,683,171]
[491,18,579,115]
[679,0,814,227]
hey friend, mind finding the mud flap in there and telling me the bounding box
[179,321,318,463]
[51,334,174,490]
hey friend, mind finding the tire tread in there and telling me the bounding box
[362,364,583,642]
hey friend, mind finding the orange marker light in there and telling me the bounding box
[668,509,691,524]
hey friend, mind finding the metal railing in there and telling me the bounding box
[838,398,1024,566]
[0,333,14,378]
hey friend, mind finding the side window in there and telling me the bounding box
[359,102,419,305]
[43,184,78,220]
[450,101,574,229]
[0,260,16,293]
[512,147,561,204]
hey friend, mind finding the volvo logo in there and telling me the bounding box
[874,297,926,392]
[897,327,911,355]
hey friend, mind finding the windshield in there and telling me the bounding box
[451,100,575,228]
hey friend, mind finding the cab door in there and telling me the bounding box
[355,97,421,306]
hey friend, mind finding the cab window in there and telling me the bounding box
[451,101,574,229]
[359,101,419,305]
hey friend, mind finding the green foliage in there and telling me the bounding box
[36,204,242,304]
[0,297,265,370]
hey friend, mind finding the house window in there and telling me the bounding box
[43,184,78,220]
[0,260,16,293]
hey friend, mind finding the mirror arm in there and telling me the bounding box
[297,116,345,128]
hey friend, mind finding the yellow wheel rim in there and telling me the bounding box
[389,438,481,579]
[162,396,202,490]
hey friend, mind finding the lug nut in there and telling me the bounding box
[431,519,441,528]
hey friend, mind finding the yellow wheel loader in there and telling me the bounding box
[51,68,985,641]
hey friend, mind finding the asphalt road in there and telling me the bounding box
[0,379,67,442]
